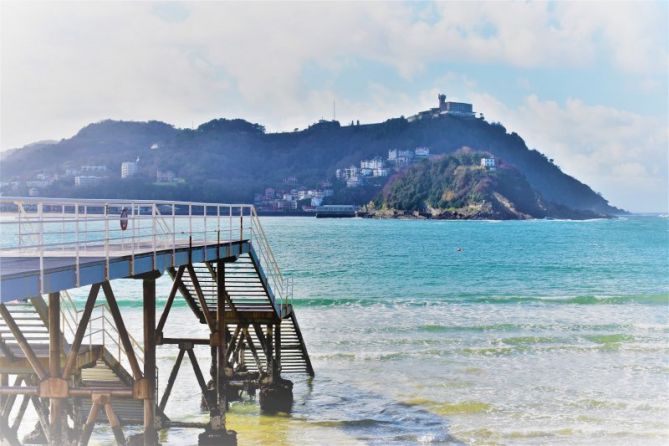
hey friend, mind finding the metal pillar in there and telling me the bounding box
[48,291,63,445]
[216,259,226,420]
[143,276,157,445]
[198,259,236,445]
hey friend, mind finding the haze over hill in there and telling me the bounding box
[0,109,622,217]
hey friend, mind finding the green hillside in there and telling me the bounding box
[0,114,623,215]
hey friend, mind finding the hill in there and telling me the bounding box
[0,112,622,216]
[372,149,603,219]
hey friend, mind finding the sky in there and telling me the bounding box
[1,1,667,212]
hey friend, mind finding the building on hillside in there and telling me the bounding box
[388,149,414,169]
[121,160,139,178]
[408,93,475,121]
[336,166,360,181]
[372,168,390,177]
[360,157,384,170]
[415,147,430,158]
[346,176,364,188]
[156,170,175,183]
[81,165,107,173]
[480,157,496,170]
[75,176,102,187]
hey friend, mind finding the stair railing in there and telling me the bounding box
[249,207,292,313]
[60,290,145,372]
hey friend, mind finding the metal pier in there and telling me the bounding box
[0,197,313,445]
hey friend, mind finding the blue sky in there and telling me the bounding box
[1,1,667,212]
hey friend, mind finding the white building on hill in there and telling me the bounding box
[121,160,139,178]
[480,157,496,170]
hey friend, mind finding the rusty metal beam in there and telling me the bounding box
[10,394,29,432]
[0,304,48,380]
[63,283,100,379]
[0,414,20,446]
[78,402,101,446]
[265,324,274,379]
[101,281,143,380]
[48,291,63,446]
[225,325,241,364]
[216,258,227,424]
[1,376,24,418]
[31,395,50,445]
[69,388,134,398]
[160,337,211,345]
[243,326,264,374]
[187,264,215,331]
[253,323,270,359]
[0,335,15,361]
[0,385,38,396]
[143,276,157,446]
[156,266,185,336]
[104,401,126,445]
[159,347,185,412]
[207,262,238,316]
[167,267,204,323]
[186,348,212,409]
[274,323,281,376]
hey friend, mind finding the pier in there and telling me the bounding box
[0,197,313,445]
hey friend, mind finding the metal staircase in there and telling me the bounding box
[226,310,314,376]
[171,249,314,377]
[77,359,145,424]
[0,294,166,427]
[60,291,167,425]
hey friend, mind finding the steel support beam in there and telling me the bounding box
[63,284,100,379]
[102,281,143,380]
[156,266,185,337]
[265,324,274,380]
[48,291,63,446]
[143,275,157,445]
[274,323,281,376]
[159,348,185,412]
[243,327,264,373]
[216,258,227,423]
[187,264,215,331]
[78,402,101,446]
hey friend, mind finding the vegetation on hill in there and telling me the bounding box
[0,114,623,216]
[372,149,604,219]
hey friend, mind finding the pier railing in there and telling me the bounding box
[0,197,292,309]
[60,290,145,371]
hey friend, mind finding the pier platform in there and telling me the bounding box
[0,197,313,446]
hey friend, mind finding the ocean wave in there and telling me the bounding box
[99,292,669,308]
[289,293,669,308]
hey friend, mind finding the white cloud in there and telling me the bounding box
[0,1,667,210]
[471,93,669,213]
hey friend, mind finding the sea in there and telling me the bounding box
[15,216,669,445]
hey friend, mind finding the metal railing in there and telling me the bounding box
[0,197,292,309]
[60,290,145,372]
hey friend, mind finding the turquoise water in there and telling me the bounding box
[22,216,669,444]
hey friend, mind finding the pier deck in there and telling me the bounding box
[0,197,313,446]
